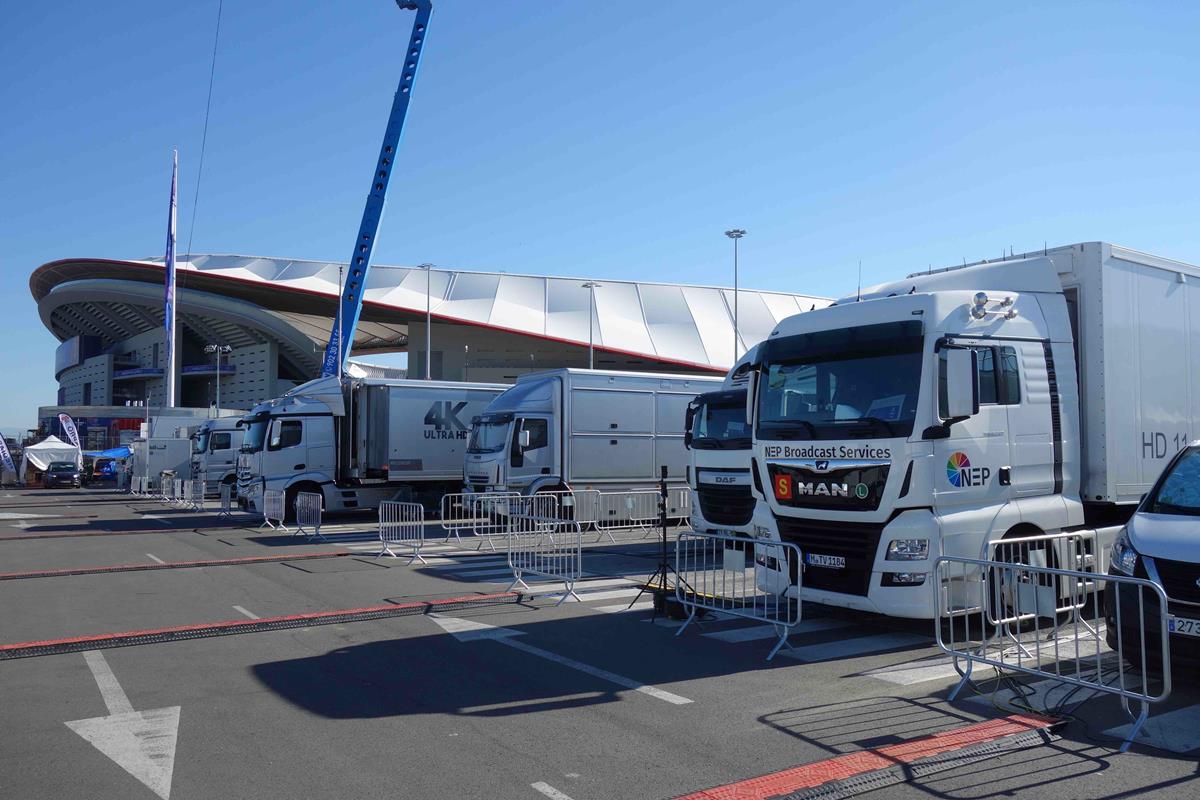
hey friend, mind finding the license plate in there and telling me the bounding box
[805,553,846,569]
[1168,616,1200,637]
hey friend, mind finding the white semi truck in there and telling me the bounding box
[685,346,758,536]
[465,369,723,497]
[190,417,244,495]
[747,242,1200,619]
[237,376,507,515]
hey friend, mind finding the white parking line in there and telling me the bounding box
[1105,704,1200,753]
[783,633,929,662]
[454,567,520,578]
[520,578,637,596]
[543,587,641,603]
[862,654,964,685]
[232,605,260,620]
[531,782,577,800]
[424,557,510,571]
[145,554,166,565]
[601,601,655,614]
[703,617,847,643]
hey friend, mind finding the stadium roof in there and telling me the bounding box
[32,254,830,373]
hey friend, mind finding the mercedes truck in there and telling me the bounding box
[237,376,507,515]
[747,242,1200,618]
[190,417,244,496]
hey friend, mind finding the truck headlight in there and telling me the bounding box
[886,538,929,561]
[1111,528,1139,575]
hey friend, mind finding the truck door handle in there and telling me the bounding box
[294,463,306,470]
[998,466,1011,486]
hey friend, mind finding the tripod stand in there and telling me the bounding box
[628,466,692,619]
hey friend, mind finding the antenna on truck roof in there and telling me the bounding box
[856,260,862,302]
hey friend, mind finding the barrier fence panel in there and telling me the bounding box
[294,492,324,541]
[530,489,601,529]
[506,495,582,605]
[260,489,287,531]
[439,492,514,544]
[186,479,205,511]
[596,490,660,536]
[218,483,233,517]
[472,493,522,551]
[674,531,803,660]
[172,479,184,506]
[378,501,427,562]
[935,554,1171,752]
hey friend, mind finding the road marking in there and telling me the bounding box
[1105,703,1200,753]
[862,654,964,685]
[703,617,848,643]
[601,600,655,614]
[67,651,180,800]
[782,633,928,662]
[145,554,165,565]
[139,514,172,526]
[424,557,510,571]
[453,566,521,578]
[531,782,577,800]
[543,587,641,603]
[520,578,636,596]
[429,614,692,705]
[232,605,260,620]
[0,511,56,519]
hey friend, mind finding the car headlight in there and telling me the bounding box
[1111,528,1139,575]
[886,538,929,561]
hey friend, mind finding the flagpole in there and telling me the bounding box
[164,151,179,408]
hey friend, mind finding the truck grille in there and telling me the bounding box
[773,515,885,596]
[697,484,754,527]
[1154,557,1200,605]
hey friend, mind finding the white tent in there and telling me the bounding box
[19,435,81,481]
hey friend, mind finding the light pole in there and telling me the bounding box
[581,281,602,369]
[725,229,746,361]
[204,344,232,414]
[418,264,434,379]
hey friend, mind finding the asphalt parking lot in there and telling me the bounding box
[1,489,1198,799]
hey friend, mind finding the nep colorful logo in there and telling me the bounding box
[946,451,991,488]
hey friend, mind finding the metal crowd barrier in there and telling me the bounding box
[596,490,659,535]
[439,492,515,544]
[294,492,324,541]
[260,489,288,531]
[217,483,234,518]
[935,554,1171,751]
[674,531,803,660]
[185,479,205,511]
[506,495,583,605]
[378,500,426,561]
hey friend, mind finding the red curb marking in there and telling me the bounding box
[0,550,355,580]
[674,713,1060,800]
[0,591,520,654]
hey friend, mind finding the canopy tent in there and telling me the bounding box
[85,446,133,460]
[20,435,81,481]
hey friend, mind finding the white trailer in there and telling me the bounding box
[747,242,1200,618]
[465,368,723,496]
[190,417,245,495]
[237,376,507,515]
[130,437,192,488]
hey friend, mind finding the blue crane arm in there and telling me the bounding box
[320,0,433,377]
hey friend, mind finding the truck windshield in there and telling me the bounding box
[757,321,924,441]
[692,393,751,450]
[468,416,512,454]
[192,431,209,455]
[1144,447,1200,516]
[240,418,269,453]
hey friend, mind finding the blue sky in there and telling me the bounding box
[2,1,1198,433]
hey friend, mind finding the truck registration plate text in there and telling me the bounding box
[1169,616,1200,638]
[805,553,846,569]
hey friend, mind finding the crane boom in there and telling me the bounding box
[320,0,433,377]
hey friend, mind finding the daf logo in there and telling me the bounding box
[714,475,738,484]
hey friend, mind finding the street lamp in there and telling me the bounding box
[418,264,434,380]
[725,229,746,361]
[204,344,232,414]
[581,281,602,369]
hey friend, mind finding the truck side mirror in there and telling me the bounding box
[744,370,758,427]
[683,405,696,449]
[518,429,531,449]
[944,348,979,420]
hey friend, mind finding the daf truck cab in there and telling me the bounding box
[685,346,759,535]
[190,417,244,495]
[748,243,1200,619]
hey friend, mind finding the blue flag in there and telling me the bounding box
[164,151,178,407]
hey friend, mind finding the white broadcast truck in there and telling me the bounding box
[684,346,759,536]
[746,242,1200,619]
[237,376,507,516]
[464,369,724,509]
[190,417,244,496]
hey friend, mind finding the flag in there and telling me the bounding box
[164,150,178,407]
[0,436,14,475]
[58,413,82,450]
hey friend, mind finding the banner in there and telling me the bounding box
[164,150,178,407]
[0,436,15,474]
[58,412,83,451]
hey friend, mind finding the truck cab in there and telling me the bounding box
[190,417,244,495]
[686,387,754,534]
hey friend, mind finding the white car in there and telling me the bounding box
[1106,443,1200,668]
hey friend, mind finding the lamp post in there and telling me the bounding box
[581,281,602,369]
[724,229,746,361]
[418,264,434,379]
[204,344,232,414]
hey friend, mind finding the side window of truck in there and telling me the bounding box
[523,419,549,450]
[938,345,1020,415]
[210,433,231,452]
[268,420,303,451]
